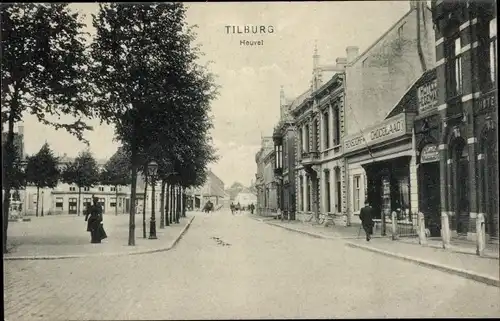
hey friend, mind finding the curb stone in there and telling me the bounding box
[345,242,500,288]
[3,216,195,261]
[261,219,500,288]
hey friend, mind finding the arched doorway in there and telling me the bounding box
[450,137,469,235]
[480,128,498,238]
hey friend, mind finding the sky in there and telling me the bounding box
[19,1,412,188]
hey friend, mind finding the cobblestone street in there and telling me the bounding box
[4,210,500,320]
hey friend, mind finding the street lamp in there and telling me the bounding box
[147,161,158,239]
[273,130,284,221]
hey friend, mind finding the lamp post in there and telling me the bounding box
[273,130,284,221]
[147,161,158,239]
[41,190,45,217]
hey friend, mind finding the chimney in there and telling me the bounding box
[346,46,359,63]
[335,57,348,70]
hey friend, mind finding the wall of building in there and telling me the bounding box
[345,7,435,136]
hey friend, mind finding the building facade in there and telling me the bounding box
[255,137,278,215]
[344,2,435,226]
[272,86,297,219]
[432,0,498,240]
[185,170,225,210]
[290,47,351,224]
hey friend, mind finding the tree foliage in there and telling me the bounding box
[25,142,60,189]
[100,146,131,187]
[89,3,219,245]
[61,150,100,190]
[1,3,94,252]
[1,3,94,139]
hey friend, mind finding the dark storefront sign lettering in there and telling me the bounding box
[420,144,439,163]
[344,113,407,153]
[475,90,497,114]
[417,79,438,114]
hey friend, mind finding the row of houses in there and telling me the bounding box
[255,1,498,242]
[3,131,226,215]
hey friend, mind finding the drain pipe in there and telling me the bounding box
[416,2,427,73]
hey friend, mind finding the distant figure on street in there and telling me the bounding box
[237,202,241,213]
[359,200,374,241]
[249,203,255,214]
[230,202,235,215]
[85,196,107,244]
[203,200,213,214]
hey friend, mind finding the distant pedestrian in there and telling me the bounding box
[230,202,235,215]
[359,200,374,241]
[85,196,107,244]
[249,203,255,214]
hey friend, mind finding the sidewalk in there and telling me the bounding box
[3,212,195,260]
[259,218,500,287]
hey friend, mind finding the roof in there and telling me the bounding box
[289,88,312,113]
[348,5,432,67]
[385,67,437,119]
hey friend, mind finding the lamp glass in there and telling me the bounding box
[148,161,158,177]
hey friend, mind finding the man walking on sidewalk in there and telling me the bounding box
[359,200,374,241]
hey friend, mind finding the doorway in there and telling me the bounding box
[451,138,469,235]
[68,198,77,214]
[418,162,441,236]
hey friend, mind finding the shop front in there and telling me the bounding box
[413,69,442,237]
[344,112,415,233]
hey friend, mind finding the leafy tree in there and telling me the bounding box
[100,147,131,215]
[1,3,93,253]
[25,143,60,217]
[61,150,100,216]
[89,3,218,245]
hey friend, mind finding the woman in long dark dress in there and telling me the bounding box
[85,196,106,243]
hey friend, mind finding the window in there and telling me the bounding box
[323,111,330,149]
[98,186,104,192]
[299,176,304,211]
[84,187,90,192]
[283,140,288,170]
[335,167,341,212]
[110,186,116,192]
[353,175,361,212]
[55,197,63,209]
[110,197,116,208]
[305,124,310,152]
[446,36,463,97]
[488,18,497,86]
[306,176,311,212]
[69,186,76,192]
[299,126,304,156]
[324,170,331,212]
[333,106,340,145]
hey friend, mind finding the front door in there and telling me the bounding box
[419,163,441,237]
[454,141,469,235]
[68,198,77,214]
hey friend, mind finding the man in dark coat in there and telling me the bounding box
[359,200,374,241]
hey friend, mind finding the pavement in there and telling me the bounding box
[4,210,500,319]
[253,215,500,287]
[3,212,195,259]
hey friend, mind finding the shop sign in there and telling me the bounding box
[344,113,407,153]
[420,144,439,163]
[417,79,438,114]
[475,90,497,114]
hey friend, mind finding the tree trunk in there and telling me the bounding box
[128,145,139,246]
[143,169,148,239]
[77,187,82,216]
[165,183,170,227]
[3,88,18,253]
[160,180,166,228]
[175,185,181,223]
[170,183,174,224]
[181,187,186,218]
[115,184,118,216]
[36,186,40,217]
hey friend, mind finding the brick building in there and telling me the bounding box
[431,0,498,240]
[255,136,278,215]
